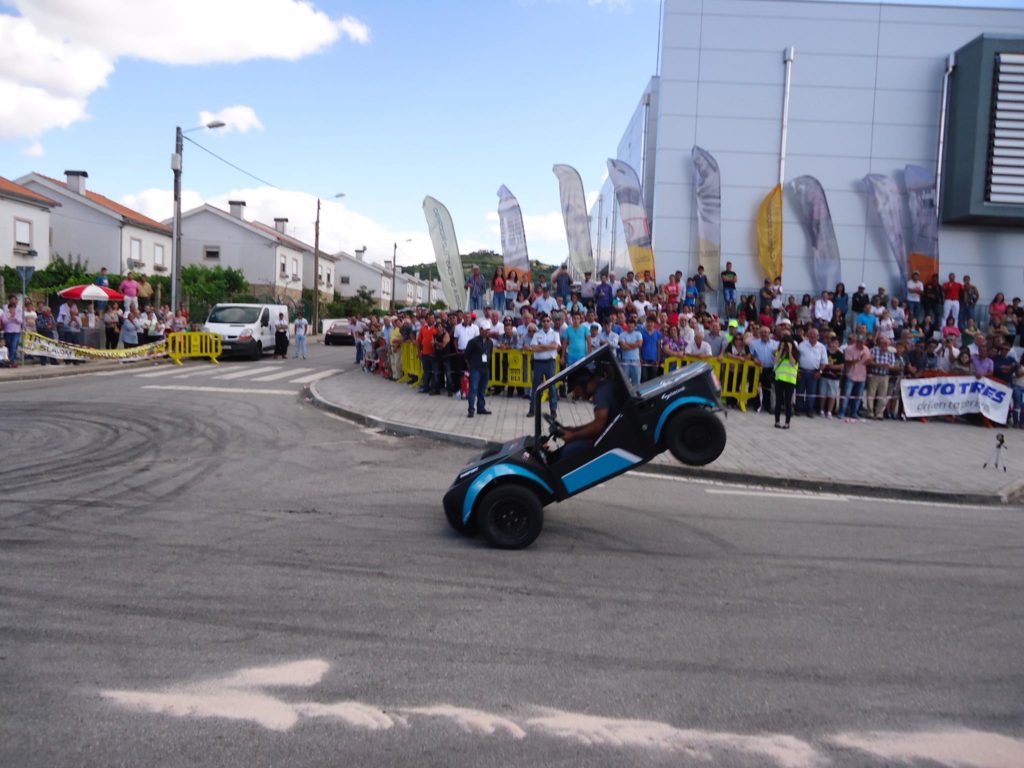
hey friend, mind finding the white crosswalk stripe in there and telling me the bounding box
[213,367,278,380]
[134,366,193,378]
[169,366,227,379]
[249,367,314,382]
[290,370,337,384]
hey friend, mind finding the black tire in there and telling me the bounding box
[251,342,262,361]
[665,408,726,466]
[477,484,544,550]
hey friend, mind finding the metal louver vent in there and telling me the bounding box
[987,52,1024,204]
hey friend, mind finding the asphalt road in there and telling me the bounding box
[1,351,1022,768]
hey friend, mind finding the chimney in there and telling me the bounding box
[273,217,288,234]
[228,200,246,219]
[384,260,393,272]
[65,170,88,195]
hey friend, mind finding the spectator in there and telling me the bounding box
[505,271,520,310]
[720,261,737,317]
[464,331,494,418]
[685,330,712,358]
[941,316,961,342]
[705,319,727,356]
[102,303,120,349]
[989,292,1008,327]
[820,334,844,418]
[865,336,899,419]
[942,272,962,325]
[833,282,848,317]
[491,267,506,312]
[527,315,561,417]
[749,325,779,413]
[838,333,871,422]
[639,316,663,381]
[617,317,643,387]
[797,294,813,326]
[2,295,23,366]
[950,348,972,375]
[829,306,847,341]
[0,335,8,367]
[532,285,558,316]
[466,265,487,311]
[993,343,1018,387]
[970,338,993,378]
[35,306,59,365]
[1012,356,1024,427]
[960,275,979,328]
[773,337,798,429]
[906,270,924,322]
[922,274,943,322]
[934,338,955,373]
[759,279,774,313]
[552,263,572,304]
[796,327,827,416]
[814,290,833,327]
[851,283,870,314]
[121,272,140,314]
[417,313,440,394]
[562,312,590,368]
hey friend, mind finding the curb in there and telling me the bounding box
[307,381,1018,507]
[0,358,172,383]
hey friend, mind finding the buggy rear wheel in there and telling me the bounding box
[477,484,544,550]
[665,408,726,466]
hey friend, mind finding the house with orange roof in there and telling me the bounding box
[0,175,59,271]
[16,171,172,276]
[176,200,310,302]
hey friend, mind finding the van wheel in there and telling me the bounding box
[665,409,726,466]
[477,485,543,550]
[251,342,262,361]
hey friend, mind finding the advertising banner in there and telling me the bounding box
[21,331,166,362]
[551,165,594,277]
[606,158,655,278]
[791,175,841,294]
[901,376,1011,423]
[756,184,783,281]
[496,185,532,289]
[904,164,940,280]
[862,174,909,292]
[691,146,721,291]
[422,195,467,311]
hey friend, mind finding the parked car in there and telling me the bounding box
[324,319,354,346]
[442,344,726,550]
[203,303,288,360]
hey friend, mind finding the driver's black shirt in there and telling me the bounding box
[593,379,622,422]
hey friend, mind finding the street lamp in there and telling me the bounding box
[313,192,344,336]
[171,119,226,313]
[391,238,412,312]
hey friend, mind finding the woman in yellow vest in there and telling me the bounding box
[773,338,798,429]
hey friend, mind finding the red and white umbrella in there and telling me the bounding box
[58,284,126,301]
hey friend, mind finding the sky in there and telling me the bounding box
[0,0,664,270]
[2,0,1022,271]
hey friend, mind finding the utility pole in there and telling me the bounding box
[313,198,321,335]
[390,241,398,312]
[171,125,183,312]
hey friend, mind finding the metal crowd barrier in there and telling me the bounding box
[663,354,761,412]
[166,331,223,365]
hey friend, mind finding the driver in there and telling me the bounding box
[554,361,624,461]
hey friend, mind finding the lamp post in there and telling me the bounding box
[171,120,226,314]
[390,239,411,312]
[313,192,344,336]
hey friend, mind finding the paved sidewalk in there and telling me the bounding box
[312,365,1024,505]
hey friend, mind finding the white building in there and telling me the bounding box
[593,0,1024,305]
[0,176,58,271]
[177,201,308,301]
[334,249,392,310]
[17,171,172,275]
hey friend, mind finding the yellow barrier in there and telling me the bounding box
[490,348,533,389]
[166,331,222,365]
[663,355,761,412]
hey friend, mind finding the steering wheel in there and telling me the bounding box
[543,413,565,439]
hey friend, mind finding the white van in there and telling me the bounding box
[203,303,288,360]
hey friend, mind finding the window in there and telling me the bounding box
[291,258,299,278]
[130,238,142,262]
[14,218,32,247]
[325,269,332,285]
[154,243,165,267]
[340,275,350,285]
[280,255,287,276]
[204,246,220,260]
[382,277,392,296]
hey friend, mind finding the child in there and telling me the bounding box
[0,336,9,368]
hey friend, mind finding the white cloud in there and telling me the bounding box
[21,141,45,157]
[199,105,264,134]
[0,1,370,138]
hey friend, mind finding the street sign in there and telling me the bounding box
[15,265,35,294]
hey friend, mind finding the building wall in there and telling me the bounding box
[180,209,275,288]
[645,0,1024,302]
[335,256,385,306]
[20,181,121,272]
[302,251,337,297]
[120,224,172,276]
[0,198,51,269]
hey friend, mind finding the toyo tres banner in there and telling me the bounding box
[901,376,1011,423]
[496,185,532,289]
[422,195,467,311]
[606,158,655,278]
[551,165,595,277]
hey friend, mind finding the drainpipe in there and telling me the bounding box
[935,53,956,220]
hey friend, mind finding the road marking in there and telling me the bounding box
[134,366,193,378]
[250,367,314,382]
[141,385,295,395]
[170,366,226,379]
[213,368,276,380]
[291,370,337,384]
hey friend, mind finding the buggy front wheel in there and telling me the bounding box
[477,485,544,550]
[665,408,726,466]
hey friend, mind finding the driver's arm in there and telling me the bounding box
[562,407,610,444]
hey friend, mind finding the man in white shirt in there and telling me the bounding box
[526,315,561,418]
[453,312,479,353]
[532,287,558,316]
[813,290,833,327]
[796,327,828,416]
[906,270,924,323]
[685,331,713,358]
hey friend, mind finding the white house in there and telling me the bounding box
[285,216,338,300]
[0,176,58,272]
[17,170,171,275]
[176,201,309,301]
[334,249,392,310]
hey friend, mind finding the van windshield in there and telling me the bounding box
[207,306,261,324]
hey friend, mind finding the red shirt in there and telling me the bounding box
[417,325,437,355]
[943,281,962,301]
[664,282,680,302]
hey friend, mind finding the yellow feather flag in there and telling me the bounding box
[757,184,783,281]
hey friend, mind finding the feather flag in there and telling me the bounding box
[496,185,532,289]
[904,164,940,280]
[606,158,655,278]
[422,196,467,311]
[756,184,783,281]
[691,146,721,291]
[552,164,595,277]
[791,176,842,293]
[862,174,909,290]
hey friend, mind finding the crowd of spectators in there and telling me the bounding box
[339,265,1019,430]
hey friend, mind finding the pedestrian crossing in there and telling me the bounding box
[95,361,336,393]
